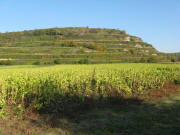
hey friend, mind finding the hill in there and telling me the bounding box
[0,27,169,65]
[176,53,180,61]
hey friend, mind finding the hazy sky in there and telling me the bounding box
[0,0,180,53]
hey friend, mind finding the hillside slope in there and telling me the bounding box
[0,27,168,65]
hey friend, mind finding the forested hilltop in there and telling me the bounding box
[0,27,174,65]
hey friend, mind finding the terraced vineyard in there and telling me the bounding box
[0,27,170,65]
[0,63,180,113]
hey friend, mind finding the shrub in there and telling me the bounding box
[54,59,61,64]
[86,42,106,51]
[0,60,12,65]
[147,57,159,63]
[78,58,89,64]
[62,40,77,47]
[174,73,180,84]
[171,57,176,62]
[139,58,147,63]
[44,61,53,65]
[129,48,135,55]
[33,61,41,65]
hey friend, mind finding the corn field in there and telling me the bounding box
[0,63,180,113]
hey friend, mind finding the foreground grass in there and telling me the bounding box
[0,90,180,135]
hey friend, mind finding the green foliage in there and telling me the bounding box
[54,59,61,64]
[174,73,180,84]
[88,43,98,50]
[177,53,180,61]
[40,41,53,46]
[0,60,12,65]
[171,56,176,62]
[147,57,159,63]
[97,44,107,52]
[129,48,135,55]
[78,58,89,64]
[62,40,77,47]
[44,61,53,65]
[0,27,130,42]
[0,27,168,65]
[85,42,107,52]
[139,57,147,63]
[33,61,41,65]
[0,64,179,114]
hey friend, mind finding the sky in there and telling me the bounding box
[0,0,180,53]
